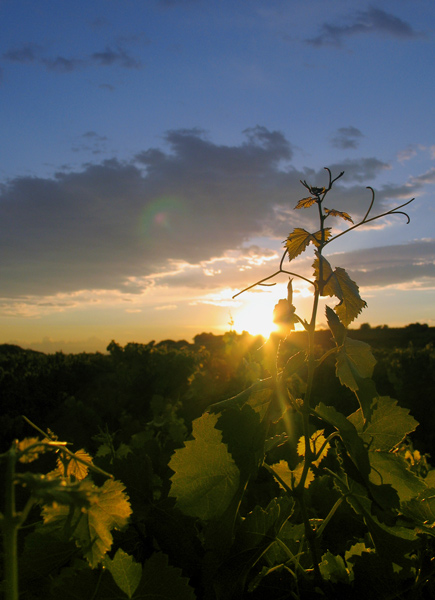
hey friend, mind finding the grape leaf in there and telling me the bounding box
[105,548,142,599]
[297,429,330,467]
[56,449,93,481]
[42,479,132,567]
[319,551,350,583]
[314,403,370,478]
[335,338,376,391]
[314,255,367,326]
[50,552,196,600]
[368,452,426,503]
[285,228,332,261]
[324,208,354,223]
[402,489,435,530]
[135,552,196,599]
[326,305,346,346]
[348,397,419,451]
[169,411,240,520]
[271,459,314,490]
[294,196,317,209]
[17,437,48,463]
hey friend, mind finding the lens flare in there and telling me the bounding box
[139,196,185,236]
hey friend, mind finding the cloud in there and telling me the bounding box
[335,239,435,289]
[331,126,364,150]
[91,46,142,69]
[306,7,422,48]
[0,127,423,302]
[2,43,142,72]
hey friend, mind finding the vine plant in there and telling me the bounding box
[168,170,435,598]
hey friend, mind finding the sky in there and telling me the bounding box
[1,0,434,353]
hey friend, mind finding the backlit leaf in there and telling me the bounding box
[271,459,314,490]
[324,208,354,223]
[294,196,317,209]
[105,548,142,599]
[169,411,240,520]
[335,338,376,392]
[314,255,367,326]
[42,478,132,567]
[286,228,332,261]
[348,397,419,451]
[297,429,330,467]
[17,437,48,463]
[368,452,426,503]
[326,305,346,346]
[56,449,93,481]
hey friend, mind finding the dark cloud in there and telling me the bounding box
[326,158,390,182]
[0,127,421,298]
[2,43,42,63]
[2,43,142,72]
[42,56,84,73]
[336,239,435,288]
[306,7,422,48]
[331,126,364,150]
[91,46,142,69]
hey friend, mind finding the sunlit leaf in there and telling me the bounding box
[42,479,132,567]
[17,437,48,463]
[56,449,93,481]
[285,228,313,260]
[348,397,419,451]
[335,338,377,392]
[17,473,94,508]
[286,228,332,261]
[169,412,240,520]
[294,196,317,209]
[314,255,367,326]
[324,208,354,223]
[368,452,426,503]
[271,459,314,490]
[297,429,330,467]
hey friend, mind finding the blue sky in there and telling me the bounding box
[1,0,434,352]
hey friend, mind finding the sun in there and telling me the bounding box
[233,298,279,339]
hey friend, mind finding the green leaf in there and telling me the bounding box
[326,305,346,346]
[135,552,196,600]
[42,479,132,568]
[314,403,370,478]
[285,228,331,261]
[19,530,77,582]
[335,338,376,391]
[105,549,142,599]
[50,552,196,600]
[217,405,265,479]
[271,459,314,490]
[314,255,367,326]
[402,488,435,531]
[319,551,350,583]
[368,452,426,503]
[348,397,419,451]
[168,412,240,520]
[213,497,294,599]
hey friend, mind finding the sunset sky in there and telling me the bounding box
[1,0,434,353]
